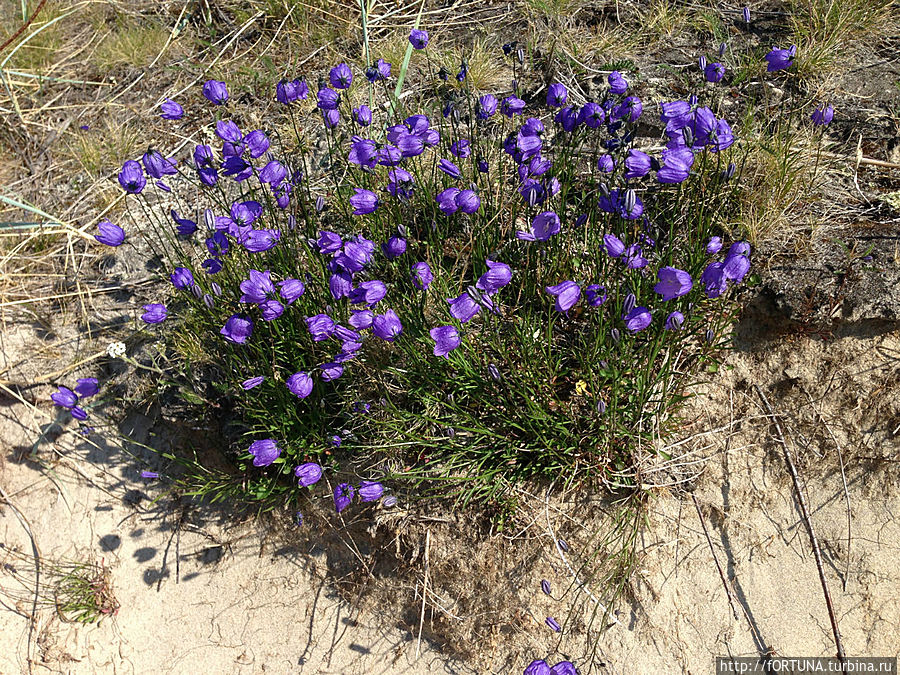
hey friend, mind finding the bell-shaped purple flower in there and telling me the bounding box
[603,234,625,258]
[705,62,726,82]
[430,325,460,358]
[51,385,78,409]
[286,371,314,399]
[450,139,470,158]
[241,376,264,390]
[141,304,168,324]
[220,314,253,344]
[654,266,693,301]
[585,284,608,307]
[350,188,380,215]
[517,211,560,242]
[329,62,353,89]
[546,83,567,107]
[438,158,461,178]
[624,306,652,332]
[382,236,407,259]
[500,96,525,117]
[456,189,480,214]
[295,462,323,487]
[202,79,228,105]
[74,378,99,398]
[524,660,551,675]
[723,252,751,282]
[701,262,728,298]
[349,280,388,306]
[811,104,834,126]
[373,310,403,341]
[447,293,481,323]
[706,236,723,254]
[624,149,652,179]
[546,281,581,312]
[349,309,374,330]
[160,98,184,120]
[118,160,146,194]
[608,70,628,94]
[319,362,343,381]
[765,46,795,72]
[170,267,194,290]
[597,155,616,173]
[412,262,433,290]
[436,188,460,215]
[306,314,335,341]
[248,439,280,467]
[476,259,511,294]
[477,94,498,118]
[334,483,355,513]
[259,160,287,185]
[353,105,373,126]
[409,29,429,49]
[95,220,125,246]
[358,480,384,502]
[272,280,301,306]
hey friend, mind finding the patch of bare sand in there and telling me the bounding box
[1,318,898,674]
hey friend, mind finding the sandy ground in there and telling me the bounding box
[1,315,899,674]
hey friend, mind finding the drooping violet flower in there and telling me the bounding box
[430,325,460,358]
[242,229,281,253]
[286,371,314,399]
[349,280,388,306]
[141,304,168,324]
[622,244,648,269]
[73,378,99,398]
[450,139,471,158]
[436,188,460,215]
[220,314,253,344]
[95,220,125,246]
[500,96,526,117]
[295,462,323,487]
[279,278,305,304]
[353,105,373,126]
[723,251,751,282]
[350,188,379,215]
[701,262,728,298]
[329,62,353,89]
[170,267,194,290]
[706,236,723,254]
[438,158,461,178]
[811,104,834,126]
[411,262,433,290]
[608,70,628,94]
[349,309,374,330]
[334,483,355,513]
[319,362,343,381]
[242,376,264,390]
[654,266,693,300]
[624,149,652,180]
[118,160,145,194]
[358,481,384,502]
[546,281,581,313]
[447,293,481,323]
[306,314,335,341]
[248,439,280,467]
[477,94,498,119]
[603,234,625,258]
[373,310,403,342]
[409,29,429,49]
[550,662,577,675]
[456,189,480,214]
[765,46,795,72]
[476,259,512,294]
[546,82,567,107]
[51,385,77,410]
[624,306,652,332]
[160,98,184,120]
[705,62,726,83]
[524,660,551,675]
[381,236,407,259]
[517,211,561,242]
[202,79,228,105]
[546,616,562,633]
[317,87,339,110]
[597,155,616,173]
